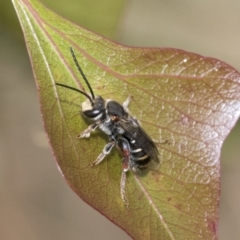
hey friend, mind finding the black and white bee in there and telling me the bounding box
[56,48,160,204]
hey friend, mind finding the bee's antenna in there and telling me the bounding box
[70,47,95,100]
[56,83,94,105]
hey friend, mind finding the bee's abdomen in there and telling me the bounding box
[131,147,151,169]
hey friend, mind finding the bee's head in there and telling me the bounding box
[56,48,106,120]
[82,96,105,120]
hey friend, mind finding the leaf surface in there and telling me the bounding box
[12,0,240,239]
[40,0,126,38]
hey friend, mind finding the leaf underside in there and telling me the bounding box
[12,0,240,239]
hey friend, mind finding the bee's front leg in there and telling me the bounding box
[76,121,100,138]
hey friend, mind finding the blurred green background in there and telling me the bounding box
[1,0,240,239]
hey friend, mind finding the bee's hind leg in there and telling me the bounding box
[117,137,132,205]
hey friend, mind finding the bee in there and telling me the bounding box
[56,48,160,204]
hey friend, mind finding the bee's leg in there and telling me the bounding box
[77,122,100,138]
[117,137,131,205]
[91,141,115,166]
[120,171,128,205]
[122,95,132,111]
[121,162,130,205]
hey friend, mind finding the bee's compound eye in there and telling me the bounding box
[97,101,103,108]
[84,109,101,118]
[95,96,105,107]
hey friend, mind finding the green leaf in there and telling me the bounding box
[40,0,126,38]
[12,0,240,239]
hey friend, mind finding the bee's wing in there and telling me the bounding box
[117,117,160,164]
